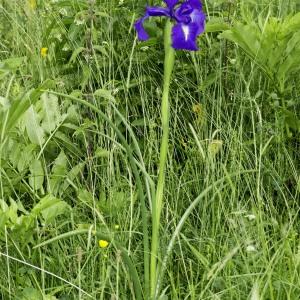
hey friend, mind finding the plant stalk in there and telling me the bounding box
[150,19,175,299]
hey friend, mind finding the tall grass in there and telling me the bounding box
[0,0,299,299]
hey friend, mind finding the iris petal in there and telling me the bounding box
[174,3,193,23]
[190,9,206,35]
[172,22,199,50]
[185,0,203,9]
[164,0,179,9]
[135,16,150,40]
[134,7,171,41]
[176,3,193,16]
[146,6,171,17]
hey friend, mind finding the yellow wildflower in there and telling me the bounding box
[114,224,120,230]
[98,240,109,248]
[40,47,48,58]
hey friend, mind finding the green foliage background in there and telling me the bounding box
[0,0,299,299]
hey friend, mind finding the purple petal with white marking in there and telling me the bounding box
[172,22,199,50]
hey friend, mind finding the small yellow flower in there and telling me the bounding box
[98,240,109,248]
[114,224,120,230]
[40,47,48,58]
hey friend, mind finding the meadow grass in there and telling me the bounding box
[0,0,299,299]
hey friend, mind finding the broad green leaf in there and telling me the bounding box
[41,201,69,224]
[41,92,65,133]
[1,80,54,135]
[8,141,21,168]
[29,159,44,191]
[25,106,45,145]
[16,144,37,172]
[0,200,9,230]
[32,194,69,224]
[49,150,68,195]
[7,198,19,224]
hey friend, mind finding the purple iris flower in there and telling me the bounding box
[135,0,205,51]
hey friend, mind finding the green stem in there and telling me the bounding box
[150,20,175,299]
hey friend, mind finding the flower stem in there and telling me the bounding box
[150,19,175,299]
